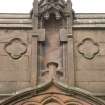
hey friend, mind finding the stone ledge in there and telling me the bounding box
[0,13,105,28]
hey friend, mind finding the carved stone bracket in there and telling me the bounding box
[4,38,27,60]
[41,62,63,82]
[78,38,99,59]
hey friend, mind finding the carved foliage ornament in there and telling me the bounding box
[4,38,27,59]
[39,0,66,20]
[78,38,99,59]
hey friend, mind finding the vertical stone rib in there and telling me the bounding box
[67,37,75,86]
[31,35,38,86]
[66,0,75,86]
[31,0,38,86]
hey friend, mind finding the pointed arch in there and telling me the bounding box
[41,96,64,105]
[0,80,105,105]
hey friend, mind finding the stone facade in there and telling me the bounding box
[0,0,105,104]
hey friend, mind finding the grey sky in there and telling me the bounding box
[0,0,105,13]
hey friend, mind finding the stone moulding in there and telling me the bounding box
[78,38,99,60]
[4,38,27,60]
[0,80,105,105]
[0,13,105,28]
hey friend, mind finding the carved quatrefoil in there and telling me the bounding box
[4,38,27,60]
[78,38,99,60]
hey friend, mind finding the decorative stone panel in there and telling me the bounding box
[4,38,27,59]
[78,38,99,59]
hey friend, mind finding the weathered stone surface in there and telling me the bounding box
[76,70,105,82]
[0,9,105,101]
[0,82,30,94]
[16,82,30,91]
[76,56,105,70]
[98,43,105,56]
[76,82,105,94]
[0,70,30,82]
[0,56,28,71]
[78,38,99,59]
[0,30,28,43]
[1,81,104,105]
[0,82,16,94]
[5,38,27,59]
[0,28,31,94]
[74,29,105,43]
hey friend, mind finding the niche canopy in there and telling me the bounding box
[39,0,66,20]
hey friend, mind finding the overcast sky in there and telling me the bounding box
[0,0,105,13]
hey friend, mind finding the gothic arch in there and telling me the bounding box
[41,96,64,105]
[0,80,105,105]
